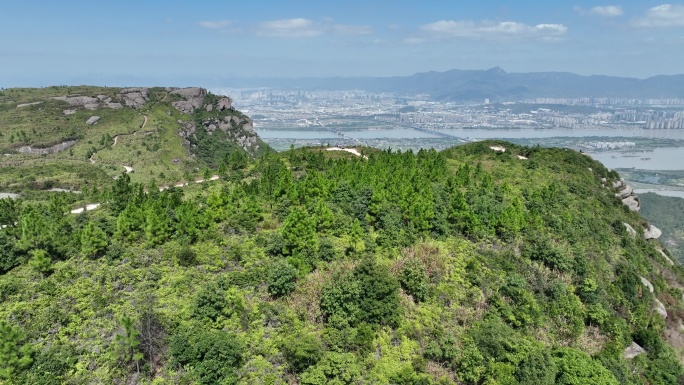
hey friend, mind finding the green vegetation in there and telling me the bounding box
[0,86,265,191]
[1,139,683,384]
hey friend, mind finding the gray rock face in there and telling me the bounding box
[106,102,123,109]
[86,116,100,125]
[63,109,77,115]
[655,299,668,319]
[217,97,232,110]
[617,185,633,199]
[17,140,77,155]
[641,276,654,293]
[644,225,662,240]
[624,342,647,359]
[623,223,637,238]
[205,104,213,112]
[613,180,623,189]
[119,88,149,109]
[171,88,207,114]
[622,196,640,212]
[53,95,99,107]
[172,101,195,114]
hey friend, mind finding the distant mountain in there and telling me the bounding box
[216,68,684,102]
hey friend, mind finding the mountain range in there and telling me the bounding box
[217,67,684,102]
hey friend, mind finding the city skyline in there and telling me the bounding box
[2,1,684,86]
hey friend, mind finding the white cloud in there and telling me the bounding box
[420,20,567,40]
[255,18,323,37]
[634,4,684,27]
[198,20,232,29]
[590,6,624,17]
[403,37,427,44]
[334,24,373,35]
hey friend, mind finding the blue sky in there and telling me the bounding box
[2,1,684,85]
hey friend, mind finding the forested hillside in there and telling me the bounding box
[1,140,683,384]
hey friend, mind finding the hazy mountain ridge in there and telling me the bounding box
[211,68,684,101]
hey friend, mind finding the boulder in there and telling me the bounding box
[613,180,623,189]
[106,102,123,109]
[644,225,662,240]
[617,185,633,199]
[641,276,654,293]
[86,116,100,125]
[119,88,149,109]
[622,196,640,211]
[205,104,213,112]
[171,88,206,111]
[217,97,232,110]
[623,342,647,359]
[172,101,195,114]
[655,299,668,319]
[53,95,99,107]
[17,140,77,155]
[623,223,637,238]
[63,109,77,115]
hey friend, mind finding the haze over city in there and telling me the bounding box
[3,0,684,86]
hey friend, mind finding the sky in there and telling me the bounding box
[2,1,684,86]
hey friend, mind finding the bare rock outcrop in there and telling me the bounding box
[617,185,633,199]
[171,87,207,114]
[119,88,149,109]
[655,299,668,319]
[622,195,640,212]
[53,95,99,107]
[16,101,43,108]
[624,342,647,359]
[614,181,640,211]
[216,97,232,110]
[17,140,77,155]
[86,116,100,125]
[644,225,662,240]
[641,276,654,293]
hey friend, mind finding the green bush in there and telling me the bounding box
[268,260,297,297]
[320,258,401,327]
[300,352,361,385]
[281,332,323,373]
[516,348,557,385]
[192,283,226,322]
[169,327,243,385]
[553,347,618,385]
[399,259,429,302]
[0,320,33,381]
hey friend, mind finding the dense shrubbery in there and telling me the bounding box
[0,141,683,384]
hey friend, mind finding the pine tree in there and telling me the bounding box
[0,321,33,381]
[81,222,108,257]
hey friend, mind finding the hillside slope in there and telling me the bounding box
[0,86,267,192]
[1,141,683,384]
